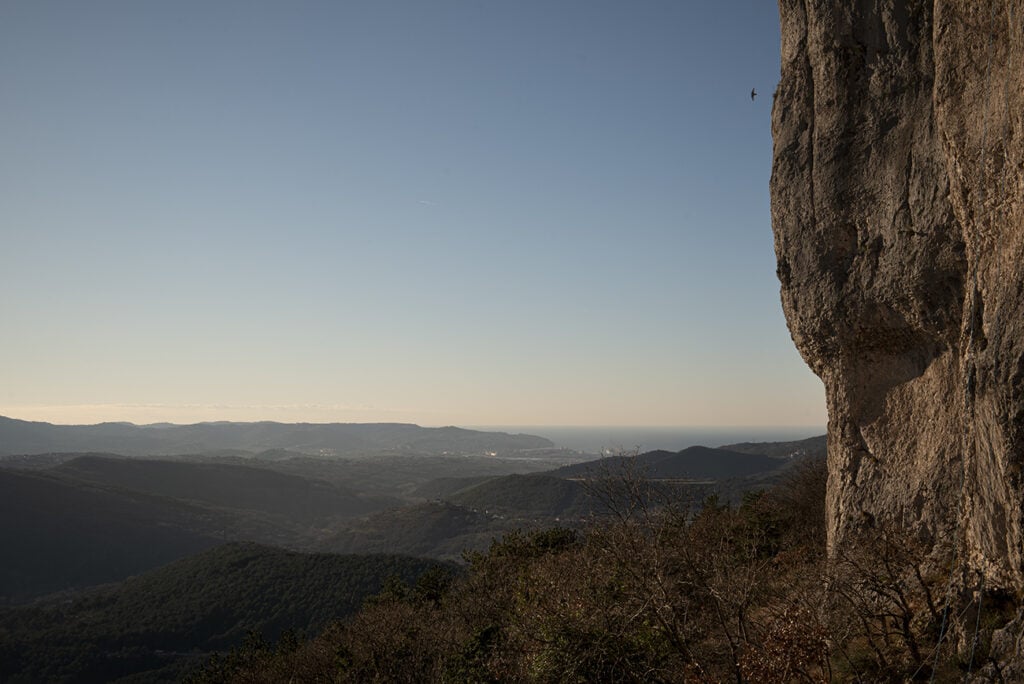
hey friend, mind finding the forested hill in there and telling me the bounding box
[0,468,221,603]
[53,455,391,522]
[0,454,416,604]
[0,543,455,683]
[551,445,787,480]
[718,434,827,461]
[0,416,552,457]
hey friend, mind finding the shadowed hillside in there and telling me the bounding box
[552,445,786,480]
[54,455,395,524]
[410,475,498,500]
[0,543,455,683]
[0,457,406,603]
[247,452,581,499]
[446,474,592,520]
[0,469,221,603]
[324,501,509,560]
[719,434,826,461]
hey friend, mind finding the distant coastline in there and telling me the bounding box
[466,425,826,455]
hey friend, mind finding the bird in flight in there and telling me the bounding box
[750,88,757,101]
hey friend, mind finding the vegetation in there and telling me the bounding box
[54,455,391,524]
[552,445,787,480]
[0,543,455,683]
[0,468,220,603]
[193,456,1016,682]
[255,452,582,498]
[9,433,1006,681]
[324,500,507,561]
[720,434,828,461]
[0,451,585,603]
[445,474,593,520]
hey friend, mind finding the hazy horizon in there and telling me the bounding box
[1,410,823,433]
[2,2,825,428]
[469,424,825,453]
[0,400,827,427]
[0,412,824,456]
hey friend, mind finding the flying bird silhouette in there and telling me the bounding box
[750,88,757,101]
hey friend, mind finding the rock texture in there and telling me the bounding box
[771,0,1024,590]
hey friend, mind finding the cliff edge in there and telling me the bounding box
[771,0,1023,589]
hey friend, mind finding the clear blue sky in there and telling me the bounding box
[0,1,825,427]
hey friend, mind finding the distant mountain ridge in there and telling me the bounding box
[0,415,553,457]
[552,445,788,481]
[718,434,827,461]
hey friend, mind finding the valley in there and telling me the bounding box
[0,416,821,680]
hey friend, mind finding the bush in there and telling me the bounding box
[195,453,1017,683]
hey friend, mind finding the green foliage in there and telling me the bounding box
[467,527,580,566]
[447,474,593,520]
[9,450,1018,683]
[207,496,833,682]
[55,455,385,524]
[412,566,457,607]
[0,543,454,683]
[203,453,1015,683]
[327,500,506,560]
[0,468,220,603]
[554,445,788,480]
[443,624,502,683]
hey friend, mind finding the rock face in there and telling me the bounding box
[771,0,1023,589]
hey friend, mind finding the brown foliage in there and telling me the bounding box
[193,453,1016,683]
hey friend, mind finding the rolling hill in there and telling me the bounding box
[0,454,410,603]
[411,475,499,500]
[0,468,222,603]
[53,455,394,525]
[551,445,787,481]
[324,500,510,560]
[323,474,598,561]
[0,543,455,683]
[445,474,593,520]
[718,434,827,461]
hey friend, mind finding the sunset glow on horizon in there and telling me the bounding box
[1,2,825,429]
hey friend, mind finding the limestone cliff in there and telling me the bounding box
[771,0,1023,589]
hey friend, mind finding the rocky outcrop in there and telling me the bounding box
[771,0,1023,589]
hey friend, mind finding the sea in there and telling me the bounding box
[469,425,826,455]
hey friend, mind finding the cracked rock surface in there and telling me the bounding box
[771,0,1024,589]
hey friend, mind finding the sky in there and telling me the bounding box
[0,1,826,428]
